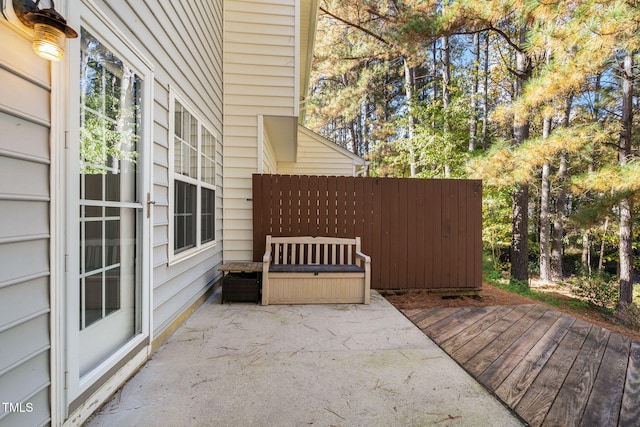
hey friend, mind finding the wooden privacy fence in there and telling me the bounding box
[252,174,482,292]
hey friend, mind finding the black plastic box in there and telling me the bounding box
[222,272,261,303]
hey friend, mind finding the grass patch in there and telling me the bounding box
[482,253,613,314]
[482,252,640,332]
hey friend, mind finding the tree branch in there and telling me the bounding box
[319,6,391,46]
[454,26,523,53]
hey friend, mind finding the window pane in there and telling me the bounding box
[174,101,198,179]
[174,180,197,253]
[190,116,198,178]
[201,188,215,243]
[174,137,184,174]
[201,128,215,185]
[174,101,183,139]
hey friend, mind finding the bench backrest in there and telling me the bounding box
[266,235,361,266]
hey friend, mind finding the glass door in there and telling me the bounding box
[78,27,143,376]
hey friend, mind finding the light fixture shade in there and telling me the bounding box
[13,1,79,62]
[32,22,65,61]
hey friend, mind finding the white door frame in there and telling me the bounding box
[58,1,154,422]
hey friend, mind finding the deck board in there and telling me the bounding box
[620,341,640,426]
[425,306,498,344]
[413,307,462,329]
[515,318,592,427]
[466,305,549,377]
[495,314,575,408]
[402,304,640,427]
[451,304,538,364]
[479,309,562,390]
[543,326,610,427]
[581,332,630,426]
[440,305,518,354]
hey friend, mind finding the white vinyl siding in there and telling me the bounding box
[277,126,366,176]
[0,20,52,427]
[90,0,224,346]
[224,0,297,260]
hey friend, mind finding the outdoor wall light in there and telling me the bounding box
[12,0,77,61]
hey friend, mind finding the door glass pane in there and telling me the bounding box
[105,267,121,316]
[105,213,120,265]
[84,272,103,327]
[84,219,102,272]
[79,27,143,376]
[80,29,140,203]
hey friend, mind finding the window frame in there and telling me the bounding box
[168,88,218,264]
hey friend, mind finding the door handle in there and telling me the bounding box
[146,193,156,218]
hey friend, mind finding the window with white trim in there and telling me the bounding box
[170,93,217,257]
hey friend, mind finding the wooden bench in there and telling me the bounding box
[261,235,371,305]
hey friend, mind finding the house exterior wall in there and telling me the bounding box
[223,0,297,261]
[0,21,53,427]
[277,126,365,176]
[1,0,223,425]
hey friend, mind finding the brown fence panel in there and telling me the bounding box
[252,174,482,292]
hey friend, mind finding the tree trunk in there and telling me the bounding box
[512,183,530,282]
[551,151,567,281]
[441,36,451,109]
[510,29,532,283]
[598,217,609,272]
[441,33,451,177]
[618,52,634,309]
[482,32,490,150]
[540,119,552,283]
[432,41,439,105]
[403,58,418,177]
[348,119,359,156]
[469,32,480,151]
[582,232,591,275]
[551,95,572,281]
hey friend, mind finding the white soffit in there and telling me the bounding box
[263,115,297,162]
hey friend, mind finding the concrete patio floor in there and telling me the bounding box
[87,290,523,426]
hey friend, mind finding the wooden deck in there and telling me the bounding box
[403,304,640,427]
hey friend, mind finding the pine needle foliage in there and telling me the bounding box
[308,0,639,297]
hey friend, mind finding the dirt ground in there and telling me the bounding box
[383,282,640,343]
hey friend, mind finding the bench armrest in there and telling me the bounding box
[355,251,371,264]
[355,251,371,305]
[262,250,272,306]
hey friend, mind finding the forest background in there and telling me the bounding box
[305,0,639,318]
